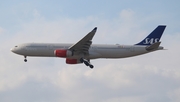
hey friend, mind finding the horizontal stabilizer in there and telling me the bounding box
[146,42,161,51]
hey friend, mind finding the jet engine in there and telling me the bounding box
[66,58,81,64]
[54,49,73,57]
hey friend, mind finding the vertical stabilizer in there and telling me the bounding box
[135,25,166,45]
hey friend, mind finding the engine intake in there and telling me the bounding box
[54,49,73,57]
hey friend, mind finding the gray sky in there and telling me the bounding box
[0,0,180,102]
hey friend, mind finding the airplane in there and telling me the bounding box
[11,25,166,69]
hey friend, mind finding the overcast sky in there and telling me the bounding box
[0,0,180,102]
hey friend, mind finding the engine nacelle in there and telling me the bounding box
[54,49,73,57]
[66,58,81,64]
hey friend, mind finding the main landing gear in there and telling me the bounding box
[24,56,27,62]
[80,58,94,69]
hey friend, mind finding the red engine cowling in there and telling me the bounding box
[66,58,78,64]
[66,58,82,64]
[54,49,73,57]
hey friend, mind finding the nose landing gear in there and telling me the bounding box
[24,56,27,62]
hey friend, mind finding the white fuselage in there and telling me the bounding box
[11,43,162,59]
[10,25,166,68]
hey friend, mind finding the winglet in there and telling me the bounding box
[136,25,166,45]
[93,27,97,31]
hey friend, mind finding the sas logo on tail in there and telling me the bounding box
[143,38,159,44]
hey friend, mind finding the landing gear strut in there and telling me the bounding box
[24,56,27,62]
[80,58,94,69]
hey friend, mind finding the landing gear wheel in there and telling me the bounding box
[24,59,27,62]
[80,58,94,69]
[89,65,94,69]
[84,61,89,66]
[24,56,27,62]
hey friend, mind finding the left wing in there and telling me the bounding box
[68,27,97,55]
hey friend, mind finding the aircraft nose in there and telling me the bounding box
[11,45,25,55]
[11,45,20,53]
[11,48,15,52]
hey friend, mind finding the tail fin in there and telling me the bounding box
[135,25,166,45]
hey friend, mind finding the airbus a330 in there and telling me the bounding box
[11,25,166,68]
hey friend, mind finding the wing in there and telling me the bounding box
[68,27,97,55]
